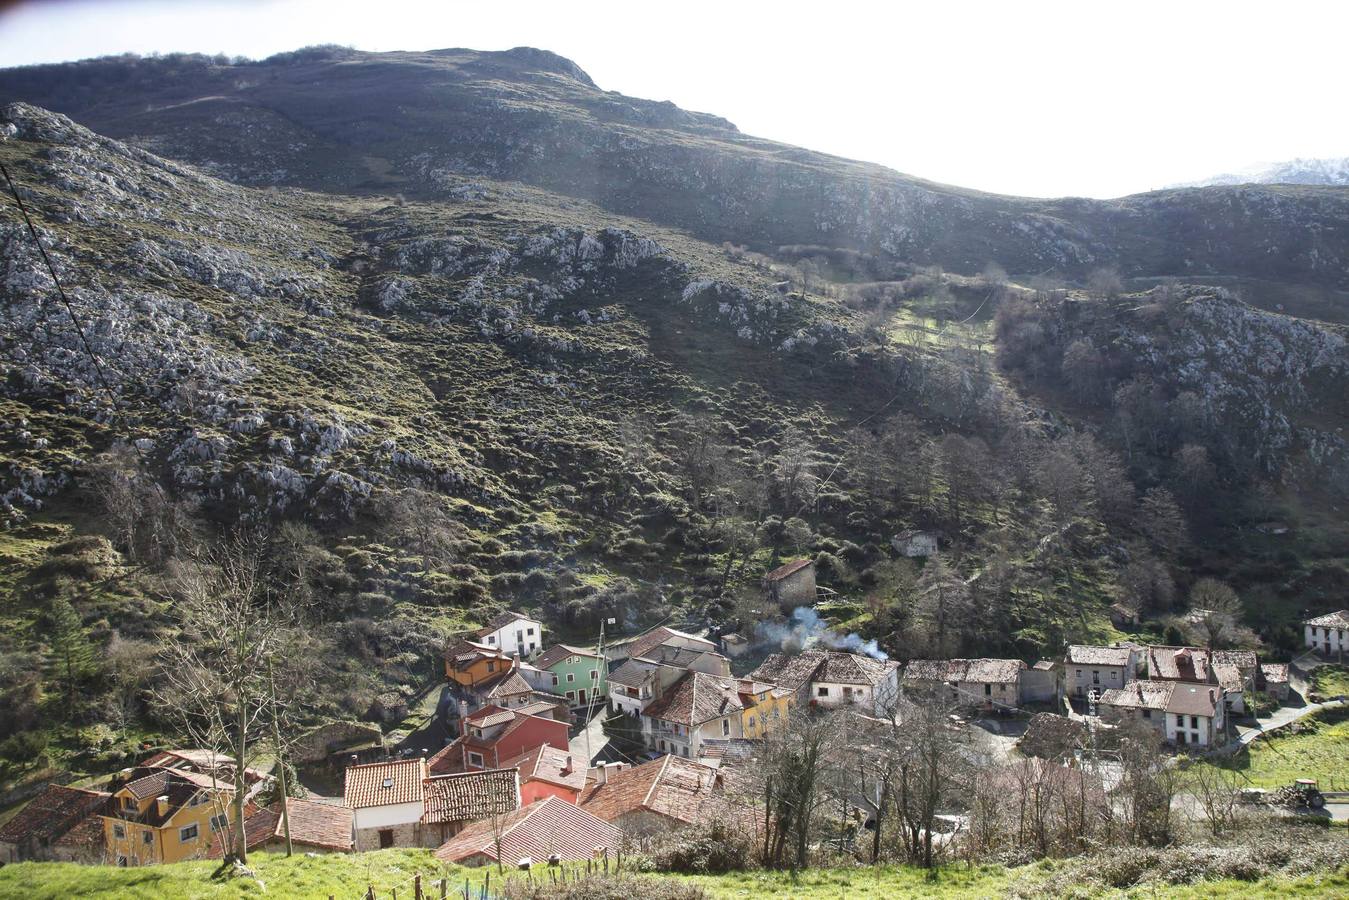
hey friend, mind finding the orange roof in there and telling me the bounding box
[343,758,426,808]
[434,796,619,865]
[0,784,108,846]
[500,745,586,792]
[210,798,354,857]
[579,755,720,825]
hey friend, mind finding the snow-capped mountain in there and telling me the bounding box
[1172,157,1349,188]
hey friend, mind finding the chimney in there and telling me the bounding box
[458,700,470,734]
[593,762,607,785]
[156,795,170,817]
[562,755,573,775]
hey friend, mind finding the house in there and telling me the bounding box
[1304,610,1349,656]
[579,755,724,837]
[1109,602,1141,629]
[902,658,1027,710]
[0,784,109,864]
[1097,681,1226,747]
[1065,645,1138,700]
[608,636,731,718]
[638,671,788,760]
[445,638,518,690]
[472,611,545,660]
[501,745,588,804]
[1020,660,1061,704]
[532,644,607,707]
[429,705,570,774]
[344,758,428,851]
[750,649,900,715]
[210,797,354,856]
[1096,681,1173,735]
[421,768,521,847]
[101,766,237,866]
[1259,663,1291,703]
[1144,646,1258,714]
[1164,683,1226,747]
[434,796,619,867]
[764,559,817,609]
[610,625,719,665]
[891,530,939,558]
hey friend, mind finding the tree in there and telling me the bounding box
[1185,761,1243,836]
[1138,487,1188,553]
[1087,267,1124,299]
[46,596,94,709]
[155,532,304,864]
[1119,549,1175,613]
[914,553,972,657]
[1185,578,1253,650]
[377,488,464,574]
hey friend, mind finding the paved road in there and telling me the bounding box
[569,705,609,765]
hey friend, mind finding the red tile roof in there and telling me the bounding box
[210,797,354,857]
[434,796,619,865]
[625,626,716,662]
[579,755,721,825]
[343,758,426,809]
[642,671,744,727]
[422,769,520,824]
[534,644,601,670]
[500,745,586,792]
[765,558,813,582]
[0,784,109,847]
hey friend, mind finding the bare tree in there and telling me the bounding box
[1185,761,1243,836]
[155,532,303,864]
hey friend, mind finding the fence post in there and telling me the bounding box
[415,874,422,900]
[439,877,448,899]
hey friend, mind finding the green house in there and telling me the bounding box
[532,644,607,707]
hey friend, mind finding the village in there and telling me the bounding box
[1,557,1346,871]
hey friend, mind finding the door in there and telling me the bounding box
[379,829,394,849]
[578,689,587,706]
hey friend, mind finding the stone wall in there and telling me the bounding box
[355,821,421,851]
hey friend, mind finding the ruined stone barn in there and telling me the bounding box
[764,558,817,609]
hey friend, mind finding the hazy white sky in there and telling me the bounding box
[2,0,1346,198]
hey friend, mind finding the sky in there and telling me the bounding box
[1,0,1346,199]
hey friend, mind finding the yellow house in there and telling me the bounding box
[101,767,233,866]
[445,638,516,689]
[737,679,792,740]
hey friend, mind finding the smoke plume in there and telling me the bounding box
[755,606,888,660]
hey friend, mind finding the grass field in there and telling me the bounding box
[1311,666,1349,701]
[1219,706,1349,790]
[1,851,1344,899]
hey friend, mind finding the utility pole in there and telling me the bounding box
[582,617,615,766]
[268,659,293,856]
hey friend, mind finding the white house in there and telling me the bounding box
[1097,680,1226,748]
[475,612,544,660]
[1065,645,1137,699]
[1304,610,1349,656]
[751,649,900,716]
[344,759,427,851]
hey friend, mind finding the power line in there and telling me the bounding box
[1,159,119,409]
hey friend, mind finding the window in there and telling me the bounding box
[722,718,730,736]
[842,686,853,697]
[210,814,228,833]
[178,824,199,843]
[487,661,496,673]
[1191,715,1199,729]
[817,686,828,697]
[486,635,495,644]
[1075,669,1082,677]
[659,740,666,752]
[1177,732,1187,745]
[143,830,154,845]
[516,630,524,642]
[528,627,535,636]
[682,746,689,757]
[552,674,559,686]
[1142,709,1152,719]
[114,824,126,839]
[1092,670,1100,684]
[567,672,575,682]
[590,669,599,681]
[468,751,484,768]
[984,684,992,696]
[379,829,394,849]
[122,796,137,810]
[1176,714,1185,727]
[566,690,575,701]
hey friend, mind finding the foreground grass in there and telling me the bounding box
[675,864,1348,898]
[4,852,1343,900]
[1224,706,1349,789]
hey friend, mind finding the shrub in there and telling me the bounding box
[499,873,709,899]
[645,820,752,874]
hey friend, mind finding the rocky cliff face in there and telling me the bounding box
[4,47,1348,289]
